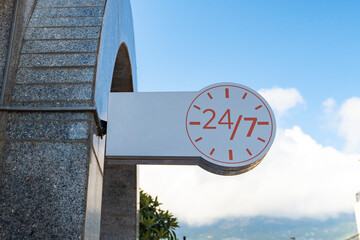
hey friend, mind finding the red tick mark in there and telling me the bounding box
[193,105,201,110]
[246,148,252,156]
[229,150,233,160]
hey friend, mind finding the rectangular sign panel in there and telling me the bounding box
[106,92,200,164]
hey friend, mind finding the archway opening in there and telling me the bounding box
[110,43,133,92]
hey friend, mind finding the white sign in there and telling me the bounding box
[106,83,276,175]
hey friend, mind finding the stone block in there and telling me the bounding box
[102,188,137,212]
[32,7,104,17]
[15,67,95,84]
[19,53,96,67]
[22,40,98,53]
[11,100,93,108]
[25,27,100,40]
[102,166,137,188]
[68,122,90,140]
[12,84,93,102]
[36,0,105,8]
[8,112,91,121]
[0,141,89,239]
[29,17,102,27]
[6,120,90,140]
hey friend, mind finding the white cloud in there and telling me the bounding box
[139,126,360,225]
[322,97,360,153]
[322,98,335,115]
[258,87,305,117]
[321,98,338,131]
[338,97,360,153]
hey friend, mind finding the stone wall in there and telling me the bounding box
[0,0,106,238]
[0,0,138,239]
[0,0,15,95]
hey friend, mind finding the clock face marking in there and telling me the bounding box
[246,148,252,156]
[194,105,201,110]
[185,83,276,167]
[229,150,233,160]
[225,88,230,98]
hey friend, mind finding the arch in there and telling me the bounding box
[97,0,138,238]
[100,41,138,240]
[111,43,133,92]
[94,0,137,121]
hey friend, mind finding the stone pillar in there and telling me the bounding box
[0,0,15,90]
[0,0,138,239]
[100,165,138,239]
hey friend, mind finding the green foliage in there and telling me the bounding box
[140,190,179,240]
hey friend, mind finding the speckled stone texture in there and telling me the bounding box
[32,7,104,18]
[0,0,138,239]
[15,68,94,84]
[22,40,98,53]
[25,27,100,40]
[0,0,107,239]
[100,165,138,240]
[0,141,89,239]
[0,0,15,95]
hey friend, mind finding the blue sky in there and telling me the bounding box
[130,0,360,225]
[131,0,360,149]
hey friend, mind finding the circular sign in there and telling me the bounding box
[185,83,276,173]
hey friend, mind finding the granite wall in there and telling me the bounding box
[0,0,15,96]
[0,0,138,239]
[100,165,138,239]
